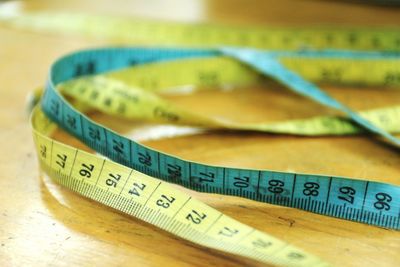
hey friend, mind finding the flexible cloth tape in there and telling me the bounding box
[4,12,400,51]
[39,47,400,231]
[15,12,399,266]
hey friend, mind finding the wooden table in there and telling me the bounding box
[1,0,399,266]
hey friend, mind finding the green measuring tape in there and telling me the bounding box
[7,12,399,267]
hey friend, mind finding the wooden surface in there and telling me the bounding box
[1,0,400,266]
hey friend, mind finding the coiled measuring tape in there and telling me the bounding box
[11,12,399,267]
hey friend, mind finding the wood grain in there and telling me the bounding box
[0,0,399,266]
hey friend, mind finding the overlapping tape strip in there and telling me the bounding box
[40,47,400,229]
[9,12,399,267]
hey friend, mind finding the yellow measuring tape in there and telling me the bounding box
[4,12,400,51]
[5,12,399,267]
[33,109,329,267]
[57,57,400,135]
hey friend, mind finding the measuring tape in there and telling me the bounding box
[30,47,400,267]
[4,12,400,52]
[8,11,399,266]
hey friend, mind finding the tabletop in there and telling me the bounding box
[0,0,399,266]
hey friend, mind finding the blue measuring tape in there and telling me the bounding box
[41,47,400,229]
